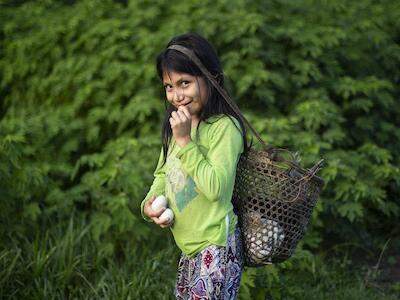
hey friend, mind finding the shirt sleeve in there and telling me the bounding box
[140,146,166,222]
[176,116,244,202]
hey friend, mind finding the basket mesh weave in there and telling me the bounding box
[232,149,324,266]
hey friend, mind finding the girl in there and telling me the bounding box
[141,32,252,299]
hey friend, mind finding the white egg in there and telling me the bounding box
[256,253,265,259]
[159,208,174,224]
[259,249,270,256]
[151,195,168,211]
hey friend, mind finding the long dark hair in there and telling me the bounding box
[156,32,252,165]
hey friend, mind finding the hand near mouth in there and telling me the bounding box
[170,106,192,148]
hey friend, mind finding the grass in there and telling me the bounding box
[1,217,179,300]
[1,216,398,299]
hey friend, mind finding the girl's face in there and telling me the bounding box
[162,71,208,120]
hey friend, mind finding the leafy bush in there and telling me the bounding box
[1,0,399,298]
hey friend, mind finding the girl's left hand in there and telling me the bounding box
[170,106,192,147]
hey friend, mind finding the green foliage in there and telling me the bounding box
[239,248,399,300]
[1,0,399,298]
[0,216,178,299]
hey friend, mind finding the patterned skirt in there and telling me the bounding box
[174,226,244,300]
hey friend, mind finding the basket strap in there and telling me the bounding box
[167,45,324,178]
[167,45,270,151]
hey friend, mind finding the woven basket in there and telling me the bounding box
[232,149,324,266]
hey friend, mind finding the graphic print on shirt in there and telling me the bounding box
[166,155,198,212]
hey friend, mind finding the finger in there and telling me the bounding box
[145,196,156,211]
[169,117,175,127]
[152,209,173,226]
[176,109,189,122]
[152,216,162,225]
[171,110,183,122]
[160,220,174,228]
[178,106,191,119]
[149,207,166,218]
[152,215,169,226]
[147,195,156,204]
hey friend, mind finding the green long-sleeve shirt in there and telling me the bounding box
[141,114,244,257]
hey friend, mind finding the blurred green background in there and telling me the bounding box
[1,0,399,299]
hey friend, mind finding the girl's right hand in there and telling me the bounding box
[143,195,173,228]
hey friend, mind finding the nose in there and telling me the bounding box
[174,88,184,103]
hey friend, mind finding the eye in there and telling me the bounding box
[164,84,172,91]
[181,81,190,87]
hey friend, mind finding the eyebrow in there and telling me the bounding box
[163,78,190,86]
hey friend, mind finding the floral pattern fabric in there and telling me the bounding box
[175,226,243,300]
